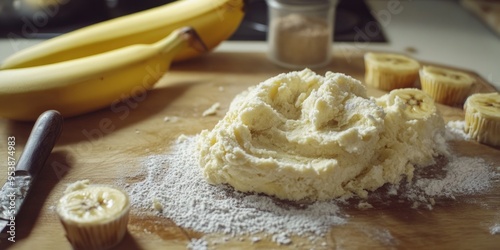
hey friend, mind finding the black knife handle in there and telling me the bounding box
[15,110,63,177]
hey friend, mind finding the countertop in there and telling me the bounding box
[0,0,499,91]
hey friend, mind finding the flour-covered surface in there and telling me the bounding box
[124,134,499,249]
[127,136,346,248]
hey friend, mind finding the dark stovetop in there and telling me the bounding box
[0,0,386,43]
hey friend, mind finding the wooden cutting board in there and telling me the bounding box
[0,50,499,249]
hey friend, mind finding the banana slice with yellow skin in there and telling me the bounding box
[364,52,420,91]
[464,92,500,147]
[57,181,130,250]
[420,66,475,105]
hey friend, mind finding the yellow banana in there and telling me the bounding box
[1,0,245,69]
[0,27,205,121]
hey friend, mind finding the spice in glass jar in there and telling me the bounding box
[267,0,338,69]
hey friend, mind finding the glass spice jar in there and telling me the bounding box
[266,0,338,69]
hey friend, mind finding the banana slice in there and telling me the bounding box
[420,66,475,106]
[57,181,130,250]
[364,52,420,91]
[464,92,500,147]
[383,88,437,120]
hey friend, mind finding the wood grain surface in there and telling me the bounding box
[0,51,498,249]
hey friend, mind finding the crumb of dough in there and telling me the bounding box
[202,102,220,117]
[250,237,261,243]
[64,179,90,194]
[429,197,435,206]
[411,202,419,209]
[272,233,292,245]
[177,134,189,143]
[164,116,179,123]
[358,201,373,210]
[198,69,447,201]
[152,198,163,212]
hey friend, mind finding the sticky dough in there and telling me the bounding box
[197,69,447,201]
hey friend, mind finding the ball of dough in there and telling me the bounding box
[198,69,447,201]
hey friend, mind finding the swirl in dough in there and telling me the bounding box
[197,69,446,201]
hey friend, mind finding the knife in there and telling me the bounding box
[0,110,63,241]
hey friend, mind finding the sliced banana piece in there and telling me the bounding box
[420,66,475,106]
[57,182,130,250]
[384,88,437,120]
[364,52,420,91]
[464,92,500,147]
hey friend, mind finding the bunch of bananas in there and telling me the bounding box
[0,0,246,121]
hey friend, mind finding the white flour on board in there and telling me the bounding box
[126,135,345,247]
[124,134,497,249]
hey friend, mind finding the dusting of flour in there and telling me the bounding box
[396,156,496,209]
[124,134,497,248]
[127,135,345,246]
